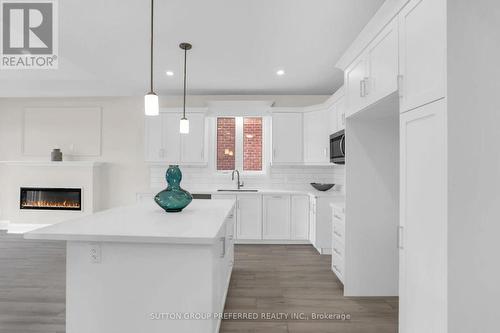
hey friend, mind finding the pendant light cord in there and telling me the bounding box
[150,0,154,92]
[183,47,187,118]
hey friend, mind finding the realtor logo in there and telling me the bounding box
[1,0,58,69]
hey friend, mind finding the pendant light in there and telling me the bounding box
[179,42,192,134]
[144,0,159,116]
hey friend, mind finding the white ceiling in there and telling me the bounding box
[0,0,384,97]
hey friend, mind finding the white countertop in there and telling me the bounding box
[188,187,345,198]
[24,200,235,245]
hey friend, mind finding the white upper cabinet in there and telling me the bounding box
[180,113,205,164]
[145,115,163,161]
[272,112,303,164]
[161,113,181,162]
[366,18,399,103]
[304,109,329,164]
[345,55,368,114]
[145,110,207,165]
[236,194,262,240]
[291,195,310,240]
[263,195,291,240]
[345,18,398,117]
[327,101,339,134]
[336,97,346,130]
[398,0,446,112]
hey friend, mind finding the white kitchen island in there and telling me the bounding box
[24,199,236,333]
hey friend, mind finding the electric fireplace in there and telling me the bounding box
[20,187,82,211]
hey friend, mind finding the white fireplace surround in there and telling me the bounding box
[0,161,103,225]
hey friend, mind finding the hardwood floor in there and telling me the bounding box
[221,245,398,333]
[0,232,66,333]
[0,235,397,333]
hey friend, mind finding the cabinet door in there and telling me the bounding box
[304,110,329,164]
[161,113,181,163]
[366,18,399,103]
[236,194,262,240]
[145,116,163,161]
[291,195,309,240]
[272,113,303,164]
[399,0,446,112]
[399,99,447,333]
[263,195,290,240]
[345,55,368,115]
[180,113,205,164]
[327,102,338,135]
[336,98,346,130]
[212,194,237,237]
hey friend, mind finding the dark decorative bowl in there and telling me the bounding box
[310,183,335,191]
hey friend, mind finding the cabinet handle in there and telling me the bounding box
[397,75,404,98]
[364,77,370,95]
[359,80,364,97]
[273,148,277,159]
[397,226,404,249]
[220,237,226,258]
[342,113,345,126]
[334,230,343,238]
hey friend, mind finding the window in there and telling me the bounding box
[216,117,264,172]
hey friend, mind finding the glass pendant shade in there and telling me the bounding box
[179,117,190,134]
[144,92,159,116]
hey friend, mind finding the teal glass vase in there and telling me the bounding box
[154,165,193,213]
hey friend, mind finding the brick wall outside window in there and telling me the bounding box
[243,117,262,171]
[217,118,235,170]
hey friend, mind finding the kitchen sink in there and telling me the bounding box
[217,189,259,192]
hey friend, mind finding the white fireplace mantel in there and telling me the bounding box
[0,161,103,167]
[0,161,103,225]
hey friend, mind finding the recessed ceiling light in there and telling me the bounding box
[166,70,174,76]
[276,69,285,76]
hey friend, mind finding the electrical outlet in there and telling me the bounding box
[89,243,101,263]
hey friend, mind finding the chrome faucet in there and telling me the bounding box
[231,170,244,190]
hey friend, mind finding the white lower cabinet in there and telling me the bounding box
[399,99,447,333]
[291,195,309,240]
[236,194,262,240]
[209,192,313,243]
[309,197,339,254]
[263,195,291,240]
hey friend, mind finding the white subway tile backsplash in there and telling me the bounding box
[150,164,345,192]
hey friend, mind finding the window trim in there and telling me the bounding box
[214,116,268,176]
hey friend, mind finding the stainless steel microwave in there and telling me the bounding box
[330,129,345,164]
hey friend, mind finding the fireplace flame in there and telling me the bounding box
[21,200,81,209]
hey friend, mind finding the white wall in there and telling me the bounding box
[0,95,340,212]
[448,1,500,331]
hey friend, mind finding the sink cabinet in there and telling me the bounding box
[235,194,262,240]
[211,192,313,243]
[262,195,291,240]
